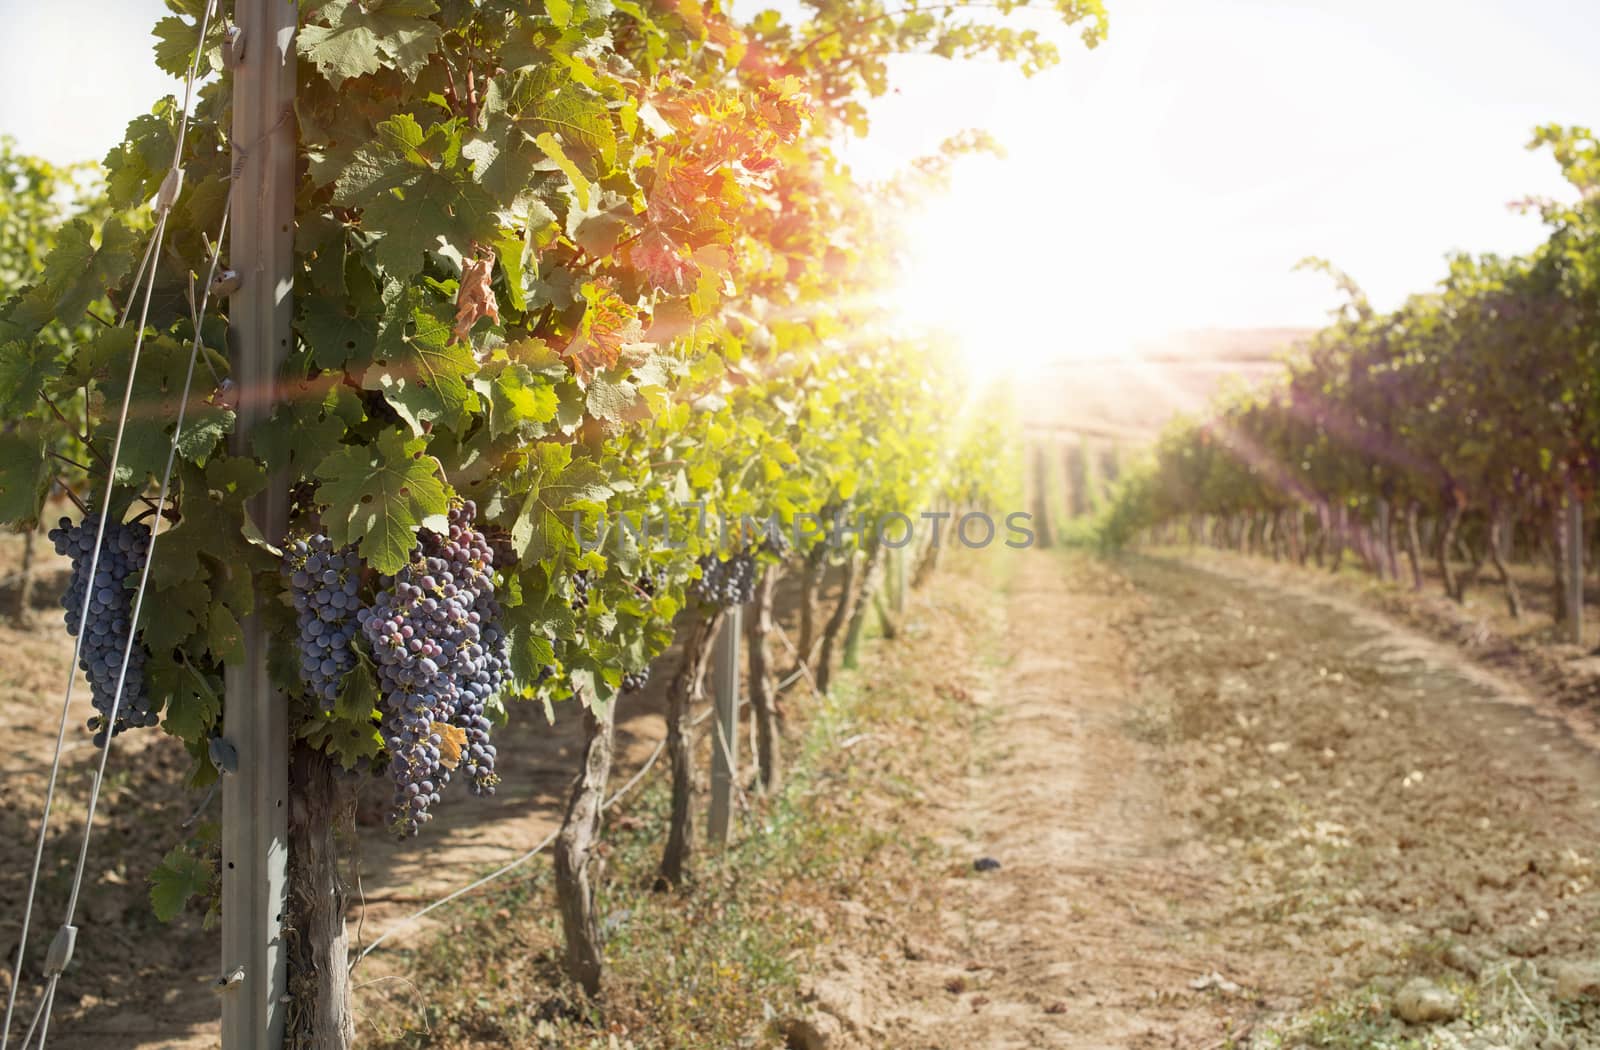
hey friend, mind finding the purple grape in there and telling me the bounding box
[49,515,157,743]
[362,501,507,835]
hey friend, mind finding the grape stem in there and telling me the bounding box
[180,781,219,830]
[48,451,93,473]
[40,392,95,450]
[52,479,89,516]
[40,393,163,514]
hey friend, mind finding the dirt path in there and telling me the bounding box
[869,552,1233,1048]
[863,549,1600,1049]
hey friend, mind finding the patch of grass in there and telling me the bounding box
[1252,988,1428,1050]
[1247,957,1600,1050]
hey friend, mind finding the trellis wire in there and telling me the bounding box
[0,4,221,1047]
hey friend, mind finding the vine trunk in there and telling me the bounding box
[284,746,355,1050]
[659,610,724,887]
[555,698,617,996]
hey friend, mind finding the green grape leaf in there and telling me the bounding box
[585,371,641,426]
[334,114,439,200]
[300,713,385,766]
[151,652,222,743]
[150,459,271,603]
[502,68,617,171]
[489,226,533,312]
[367,286,479,432]
[0,428,49,526]
[299,263,381,370]
[534,132,592,210]
[300,652,385,765]
[40,217,142,327]
[507,336,572,379]
[361,184,498,280]
[95,336,234,485]
[488,361,560,438]
[299,213,350,294]
[104,105,177,209]
[503,584,569,690]
[509,444,614,560]
[140,576,212,655]
[299,0,443,86]
[152,14,223,78]
[298,21,382,84]
[461,127,548,221]
[205,603,245,665]
[149,843,215,923]
[335,647,383,721]
[334,116,500,280]
[252,380,366,478]
[568,207,631,259]
[313,427,449,574]
[0,341,60,419]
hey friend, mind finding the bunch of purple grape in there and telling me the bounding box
[281,535,362,712]
[691,551,756,608]
[454,511,508,798]
[569,569,593,612]
[635,567,665,598]
[358,502,507,834]
[758,523,790,557]
[49,515,157,744]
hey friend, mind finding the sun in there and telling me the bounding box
[880,156,1177,378]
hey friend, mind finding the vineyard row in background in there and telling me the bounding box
[1068,127,1600,644]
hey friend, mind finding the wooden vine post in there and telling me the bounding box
[708,607,742,844]
[1567,478,1583,646]
[745,568,782,793]
[842,539,883,669]
[891,544,907,615]
[221,0,296,1045]
[1031,444,1054,548]
[814,552,857,695]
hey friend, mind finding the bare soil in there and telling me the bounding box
[859,549,1234,1047]
[802,549,1600,1048]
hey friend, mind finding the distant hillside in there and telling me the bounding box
[1019,327,1315,444]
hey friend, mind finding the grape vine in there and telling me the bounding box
[0,0,1106,978]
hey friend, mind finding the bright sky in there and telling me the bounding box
[0,0,178,164]
[2,0,1595,367]
[864,0,1600,365]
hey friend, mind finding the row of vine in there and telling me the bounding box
[0,0,1081,1040]
[1098,126,1600,619]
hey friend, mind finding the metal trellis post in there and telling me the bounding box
[708,607,742,843]
[222,0,295,1046]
